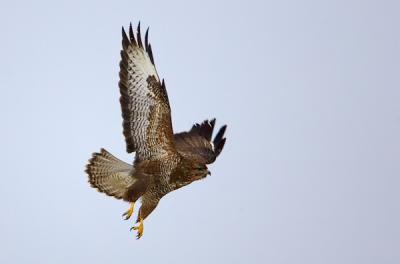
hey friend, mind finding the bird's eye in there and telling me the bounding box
[196,166,203,171]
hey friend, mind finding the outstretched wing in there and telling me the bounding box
[119,22,175,159]
[174,119,227,164]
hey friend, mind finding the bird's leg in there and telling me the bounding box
[128,201,157,239]
[122,202,135,220]
[130,217,144,239]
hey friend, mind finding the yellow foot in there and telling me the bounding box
[130,218,144,239]
[122,202,135,220]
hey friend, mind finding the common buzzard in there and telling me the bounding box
[86,22,227,239]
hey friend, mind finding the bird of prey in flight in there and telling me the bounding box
[86,22,227,239]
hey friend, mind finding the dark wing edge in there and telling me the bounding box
[122,22,155,66]
[174,119,227,164]
[212,123,227,158]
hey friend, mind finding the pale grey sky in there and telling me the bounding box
[0,0,399,263]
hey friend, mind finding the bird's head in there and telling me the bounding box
[189,162,211,182]
[173,159,211,189]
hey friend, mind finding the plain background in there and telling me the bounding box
[1,0,399,263]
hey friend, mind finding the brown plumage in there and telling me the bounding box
[85,22,227,239]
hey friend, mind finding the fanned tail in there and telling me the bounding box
[85,148,135,200]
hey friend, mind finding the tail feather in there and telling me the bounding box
[86,148,134,200]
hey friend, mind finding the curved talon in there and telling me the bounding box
[130,217,144,239]
[122,202,135,220]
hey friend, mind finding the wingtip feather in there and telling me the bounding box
[137,21,143,48]
[128,22,137,45]
[213,125,227,157]
[145,27,149,52]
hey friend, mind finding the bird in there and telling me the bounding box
[85,22,227,239]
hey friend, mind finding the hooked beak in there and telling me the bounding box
[207,170,211,176]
